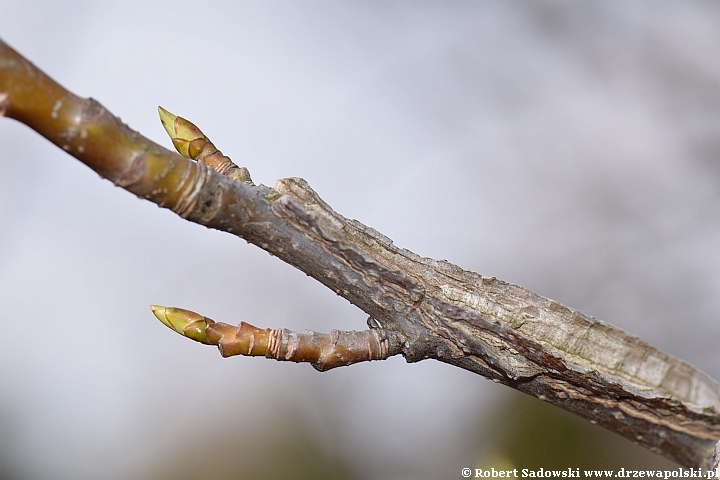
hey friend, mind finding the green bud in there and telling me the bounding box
[150,304,214,345]
[157,106,177,138]
[157,106,207,159]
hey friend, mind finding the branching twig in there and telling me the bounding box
[2,38,719,469]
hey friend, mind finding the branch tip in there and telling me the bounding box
[150,304,214,344]
[156,106,174,131]
[157,106,206,160]
[151,305,402,370]
[156,106,252,183]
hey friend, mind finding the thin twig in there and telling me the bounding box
[150,305,404,371]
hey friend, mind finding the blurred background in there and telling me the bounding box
[0,1,718,478]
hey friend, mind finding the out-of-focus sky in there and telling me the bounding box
[0,1,718,478]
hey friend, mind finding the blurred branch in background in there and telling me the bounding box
[475,389,682,470]
[1,37,718,472]
[150,404,354,480]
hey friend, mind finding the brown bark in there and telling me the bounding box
[151,305,404,371]
[1,38,719,469]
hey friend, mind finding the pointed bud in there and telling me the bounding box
[157,106,178,139]
[150,305,215,344]
[157,106,207,159]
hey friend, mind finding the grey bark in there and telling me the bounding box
[262,176,720,468]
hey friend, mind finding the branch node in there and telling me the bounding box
[80,97,105,124]
[367,316,381,329]
[114,152,146,188]
[172,162,210,218]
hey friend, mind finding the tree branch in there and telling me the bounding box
[1,38,718,470]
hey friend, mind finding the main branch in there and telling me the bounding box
[1,39,718,470]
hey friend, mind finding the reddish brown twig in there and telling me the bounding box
[151,305,403,371]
